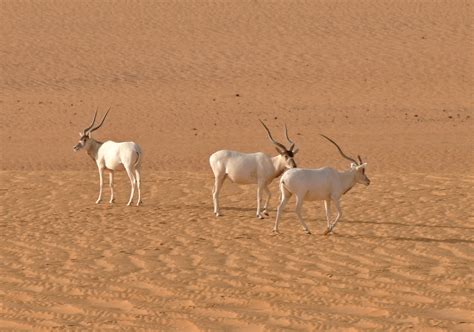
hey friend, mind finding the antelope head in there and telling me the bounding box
[320,134,370,186]
[260,120,299,169]
[73,107,110,151]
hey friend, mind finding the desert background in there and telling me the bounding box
[0,0,473,330]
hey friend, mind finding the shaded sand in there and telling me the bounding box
[1,0,473,330]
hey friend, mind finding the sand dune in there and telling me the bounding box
[1,171,473,330]
[0,0,473,330]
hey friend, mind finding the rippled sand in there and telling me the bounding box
[0,1,473,330]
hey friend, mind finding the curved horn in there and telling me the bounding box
[259,120,287,151]
[90,107,111,133]
[284,124,295,151]
[83,107,98,133]
[320,134,358,164]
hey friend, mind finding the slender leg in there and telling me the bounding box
[273,185,291,233]
[125,167,136,206]
[96,167,104,204]
[256,184,264,219]
[295,195,311,234]
[256,186,261,218]
[324,200,332,230]
[329,198,343,233]
[135,168,142,206]
[109,171,115,203]
[263,186,271,216]
[212,174,225,216]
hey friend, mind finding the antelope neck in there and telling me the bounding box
[339,168,357,195]
[86,138,103,161]
[271,155,287,178]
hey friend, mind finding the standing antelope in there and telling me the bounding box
[209,120,299,219]
[274,135,370,234]
[73,108,143,206]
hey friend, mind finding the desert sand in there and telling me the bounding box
[1,1,473,330]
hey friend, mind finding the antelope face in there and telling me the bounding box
[353,163,370,186]
[73,132,90,151]
[320,134,371,186]
[73,107,111,152]
[259,120,299,169]
[280,149,298,169]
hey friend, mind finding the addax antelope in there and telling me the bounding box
[73,108,143,206]
[210,120,299,219]
[274,135,370,234]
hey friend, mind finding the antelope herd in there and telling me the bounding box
[74,109,370,234]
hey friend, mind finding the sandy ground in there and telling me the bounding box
[1,1,473,330]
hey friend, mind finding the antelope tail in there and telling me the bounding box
[134,151,142,167]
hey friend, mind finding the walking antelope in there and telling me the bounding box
[274,135,370,234]
[209,120,299,219]
[73,108,143,206]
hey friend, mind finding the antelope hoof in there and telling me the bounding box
[263,211,270,216]
[96,199,102,204]
[127,201,133,206]
[305,229,312,235]
[109,199,115,204]
[215,212,221,217]
[323,228,332,236]
[136,200,142,206]
[257,214,264,220]
[272,228,280,234]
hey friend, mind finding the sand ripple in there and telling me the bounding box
[0,171,472,330]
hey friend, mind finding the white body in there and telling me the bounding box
[94,140,142,206]
[210,150,294,218]
[97,141,141,171]
[74,109,143,206]
[274,164,369,234]
[75,136,143,206]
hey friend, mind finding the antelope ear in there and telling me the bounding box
[356,163,367,170]
[275,147,284,155]
[351,162,358,169]
[79,132,83,137]
[292,148,299,154]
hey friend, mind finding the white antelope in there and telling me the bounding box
[73,108,143,206]
[210,120,299,219]
[274,135,370,234]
